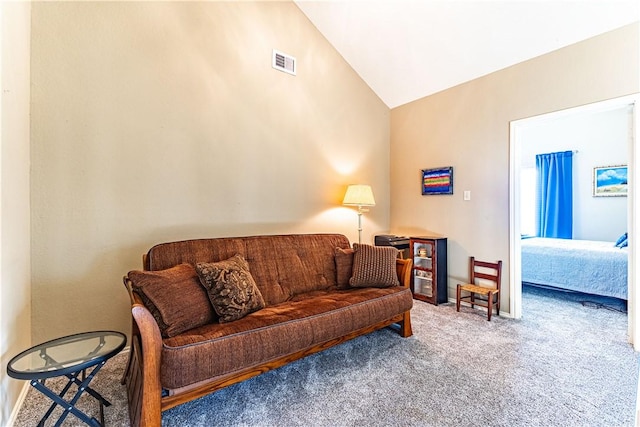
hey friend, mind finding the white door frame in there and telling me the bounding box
[509,94,639,348]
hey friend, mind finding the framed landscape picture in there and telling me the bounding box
[593,165,627,197]
[422,166,453,195]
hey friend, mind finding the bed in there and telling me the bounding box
[521,237,628,300]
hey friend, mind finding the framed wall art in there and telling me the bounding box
[422,166,453,195]
[593,165,627,197]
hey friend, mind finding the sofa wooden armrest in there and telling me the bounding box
[396,257,412,289]
[395,257,413,337]
[122,279,164,427]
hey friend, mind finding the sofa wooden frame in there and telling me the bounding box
[122,257,413,427]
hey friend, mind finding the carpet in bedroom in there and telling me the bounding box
[13,285,639,426]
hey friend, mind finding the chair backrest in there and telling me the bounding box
[469,256,502,291]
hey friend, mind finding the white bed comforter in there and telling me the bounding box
[521,237,628,300]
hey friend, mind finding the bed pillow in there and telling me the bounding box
[128,263,216,338]
[615,232,628,248]
[196,254,265,323]
[349,243,400,288]
[335,247,354,289]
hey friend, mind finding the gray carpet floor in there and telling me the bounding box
[14,285,639,426]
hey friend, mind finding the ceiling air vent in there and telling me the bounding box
[272,49,296,76]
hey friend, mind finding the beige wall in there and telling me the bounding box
[29,2,390,343]
[390,23,640,313]
[1,2,32,423]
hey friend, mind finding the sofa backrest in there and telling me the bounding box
[145,234,351,306]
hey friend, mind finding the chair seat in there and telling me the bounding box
[458,283,498,296]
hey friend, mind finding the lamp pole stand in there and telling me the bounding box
[356,205,369,244]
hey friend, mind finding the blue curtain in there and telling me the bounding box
[536,151,573,239]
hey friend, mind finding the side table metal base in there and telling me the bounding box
[7,331,126,427]
[31,360,110,427]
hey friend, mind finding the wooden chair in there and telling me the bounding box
[456,257,503,321]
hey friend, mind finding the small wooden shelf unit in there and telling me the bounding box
[410,236,448,305]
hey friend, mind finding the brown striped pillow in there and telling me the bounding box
[349,243,400,288]
[334,247,354,289]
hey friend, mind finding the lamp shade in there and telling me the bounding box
[343,185,376,207]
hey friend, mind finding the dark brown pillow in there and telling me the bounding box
[196,254,266,323]
[335,247,354,289]
[349,243,400,288]
[128,263,216,338]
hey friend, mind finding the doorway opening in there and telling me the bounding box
[509,94,638,348]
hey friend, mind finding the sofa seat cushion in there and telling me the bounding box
[160,286,413,390]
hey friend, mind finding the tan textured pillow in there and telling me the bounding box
[349,243,400,288]
[128,263,216,338]
[335,247,354,289]
[196,254,266,323]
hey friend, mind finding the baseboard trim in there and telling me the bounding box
[446,296,513,318]
[7,381,30,427]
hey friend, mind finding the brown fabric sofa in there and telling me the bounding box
[122,234,413,426]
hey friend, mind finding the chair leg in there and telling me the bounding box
[456,285,461,312]
[470,292,475,308]
[487,294,493,321]
[496,292,500,317]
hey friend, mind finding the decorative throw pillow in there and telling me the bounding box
[335,247,354,289]
[615,232,628,248]
[618,237,629,248]
[128,263,216,338]
[349,243,400,288]
[196,254,266,323]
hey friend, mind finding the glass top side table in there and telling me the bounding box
[7,330,126,426]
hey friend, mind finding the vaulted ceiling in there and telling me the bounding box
[295,1,640,108]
